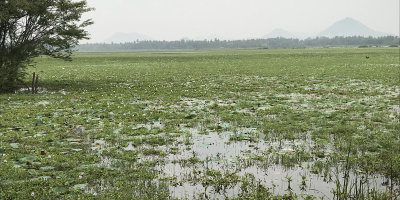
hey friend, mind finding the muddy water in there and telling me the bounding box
[88,115,391,199]
[155,127,387,199]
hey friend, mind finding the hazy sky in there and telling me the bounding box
[82,0,399,42]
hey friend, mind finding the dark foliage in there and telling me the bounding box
[78,36,399,51]
[0,0,93,92]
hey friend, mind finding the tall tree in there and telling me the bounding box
[0,0,93,92]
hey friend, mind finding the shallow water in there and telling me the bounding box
[153,127,388,199]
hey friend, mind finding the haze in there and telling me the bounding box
[82,0,399,42]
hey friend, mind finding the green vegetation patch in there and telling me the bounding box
[1,48,399,199]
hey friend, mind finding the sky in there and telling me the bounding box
[81,0,399,42]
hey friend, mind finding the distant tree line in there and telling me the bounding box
[78,36,399,51]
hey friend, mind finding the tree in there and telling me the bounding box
[0,0,93,92]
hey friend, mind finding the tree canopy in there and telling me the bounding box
[0,0,93,92]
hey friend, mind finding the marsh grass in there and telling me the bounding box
[0,48,399,199]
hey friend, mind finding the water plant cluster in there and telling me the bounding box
[0,48,399,199]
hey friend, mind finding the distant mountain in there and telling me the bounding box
[319,18,387,37]
[104,32,152,43]
[264,29,310,39]
[264,18,390,39]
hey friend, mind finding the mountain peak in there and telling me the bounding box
[334,17,364,27]
[342,17,358,22]
[319,17,386,37]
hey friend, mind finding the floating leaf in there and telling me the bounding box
[52,186,67,194]
[10,143,19,149]
[113,129,121,134]
[20,155,37,162]
[40,166,55,171]
[66,138,82,142]
[34,131,47,137]
[72,183,87,190]
[35,101,51,106]
[132,124,146,130]
[93,140,105,146]
[31,176,52,181]
[13,164,22,168]
[220,131,234,135]
[91,146,100,151]
[104,166,119,171]
[33,133,43,137]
